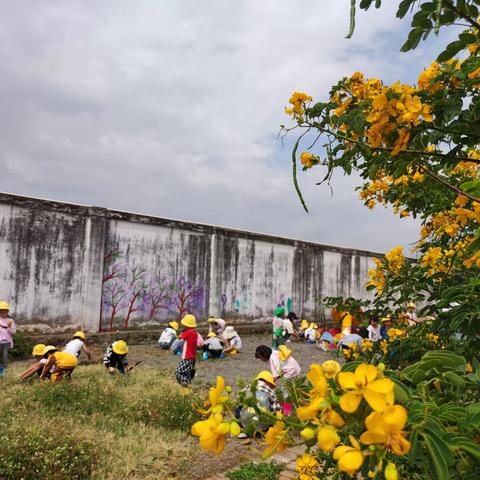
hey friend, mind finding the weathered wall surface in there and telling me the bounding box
[0,192,381,333]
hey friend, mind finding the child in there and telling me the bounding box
[298,319,309,339]
[104,340,129,374]
[304,323,317,344]
[40,345,78,382]
[380,315,392,340]
[207,317,226,336]
[158,322,179,350]
[406,303,418,326]
[175,314,198,387]
[367,317,381,341]
[19,344,47,381]
[255,345,301,381]
[0,301,16,377]
[283,312,296,342]
[222,326,242,355]
[63,331,92,360]
[203,332,224,359]
[272,308,285,349]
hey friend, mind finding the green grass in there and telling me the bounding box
[0,364,214,479]
[226,462,283,480]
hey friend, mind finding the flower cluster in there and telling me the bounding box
[366,246,405,295]
[285,91,312,120]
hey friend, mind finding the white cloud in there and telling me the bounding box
[0,0,432,252]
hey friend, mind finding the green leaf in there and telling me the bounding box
[397,0,416,19]
[422,431,453,480]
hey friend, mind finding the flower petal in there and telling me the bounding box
[337,371,356,390]
[382,405,407,431]
[359,430,388,445]
[363,389,387,412]
[355,364,378,384]
[339,392,363,413]
[338,450,364,476]
[368,378,394,395]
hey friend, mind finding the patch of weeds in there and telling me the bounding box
[9,331,34,360]
[0,420,99,480]
[226,462,283,480]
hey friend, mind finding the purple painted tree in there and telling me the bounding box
[169,276,205,320]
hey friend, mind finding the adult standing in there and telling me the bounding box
[0,301,16,377]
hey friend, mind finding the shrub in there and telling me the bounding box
[226,462,282,480]
[9,331,34,360]
[0,421,98,480]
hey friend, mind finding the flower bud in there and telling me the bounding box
[377,362,386,372]
[300,427,316,441]
[384,463,398,480]
[226,386,232,393]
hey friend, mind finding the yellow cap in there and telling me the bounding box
[207,332,216,338]
[407,303,416,309]
[180,314,197,329]
[278,345,292,362]
[301,320,309,329]
[309,323,316,329]
[32,344,46,356]
[207,317,218,323]
[256,370,275,386]
[112,340,128,355]
[73,331,86,340]
[381,315,392,323]
[0,301,10,311]
[42,345,58,356]
[168,321,179,330]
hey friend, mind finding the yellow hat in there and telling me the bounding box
[256,370,275,386]
[301,320,309,329]
[181,314,197,329]
[207,332,216,338]
[407,303,416,309]
[42,345,58,356]
[0,301,10,311]
[309,323,316,329]
[381,315,392,323]
[112,340,128,355]
[207,317,218,323]
[32,344,46,356]
[278,345,292,362]
[168,321,179,330]
[73,331,86,340]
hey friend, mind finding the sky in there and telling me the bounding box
[0,1,457,253]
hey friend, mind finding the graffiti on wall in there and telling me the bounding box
[277,294,293,313]
[220,292,249,316]
[100,251,205,331]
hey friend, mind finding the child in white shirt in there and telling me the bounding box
[367,317,381,341]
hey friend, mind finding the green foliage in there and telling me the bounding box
[0,421,99,480]
[9,331,34,360]
[226,462,282,480]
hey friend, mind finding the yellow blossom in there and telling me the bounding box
[317,425,340,451]
[191,412,228,454]
[300,151,319,169]
[306,364,329,399]
[333,436,364,477]
[262,421,289,458]
[384,463,398,480]
[362,339,373,352]
[337,363,395,413]
[325,409,346,428]
[322,360,341,379]
[360,405,411,455]
[297,397,328,422]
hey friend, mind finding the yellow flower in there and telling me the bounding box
[337,364,395,413]
[388,328,406,342]
[384,463,398,480]
[262,421,289,458]
[333,436,364,477]
[300,151,319,169]
[380,340,388,355]
[191,412,228,454]
[300,427,316,441]
[198,376,229,415]
[297,397,328,422]
[317,425,340,451]
[306,364,329,399]
[296,453,320,479]
[359,405,411,455]
[322,360,341,379]
[325,409,346,428]
[362,339,373,352]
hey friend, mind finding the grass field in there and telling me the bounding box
[0,364,250,480]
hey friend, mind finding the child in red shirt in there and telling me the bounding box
[175,314,198,387]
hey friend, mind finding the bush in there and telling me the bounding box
[226,462,282,480]
[0,421,98,480]
[9,331,34,360]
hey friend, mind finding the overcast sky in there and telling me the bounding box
[0,1,456,253]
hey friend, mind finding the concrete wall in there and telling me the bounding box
[0,192,381,333]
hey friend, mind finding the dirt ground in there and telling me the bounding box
[84,333,335,387]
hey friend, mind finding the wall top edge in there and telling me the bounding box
[0,190,385,258]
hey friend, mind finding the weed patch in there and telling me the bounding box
[226,462,282,480]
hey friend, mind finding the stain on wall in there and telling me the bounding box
[0,192,381,332]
